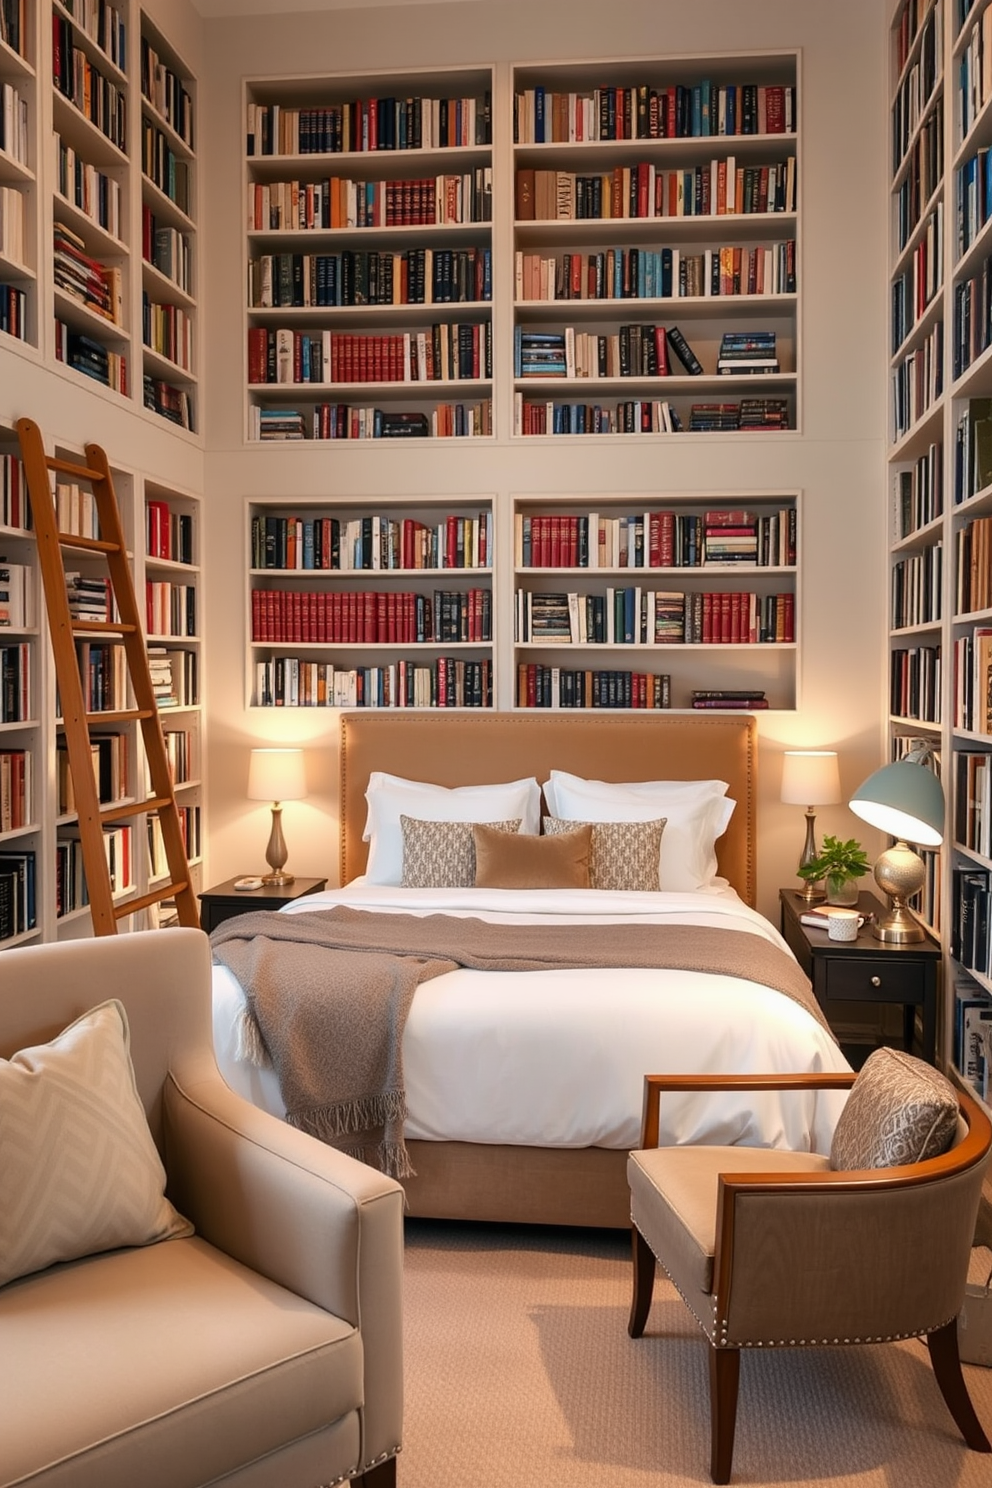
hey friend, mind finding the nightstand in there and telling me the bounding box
[198,876,328,933]
[779,888,940,1067]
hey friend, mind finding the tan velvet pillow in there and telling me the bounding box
[473,822,592,889]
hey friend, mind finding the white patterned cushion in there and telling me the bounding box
[829,1047,959,1171]
[544,816,667,892]
[401,816,521,888]
[0,1000,192,1288]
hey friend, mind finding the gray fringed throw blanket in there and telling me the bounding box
[210,907,830,1179]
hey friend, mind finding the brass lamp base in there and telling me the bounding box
[261,869,295,887]
[871,839,926,944]
[797,806,825,903]
[261,803,294,887]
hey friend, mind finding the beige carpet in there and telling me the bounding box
[398,1219,992,1487]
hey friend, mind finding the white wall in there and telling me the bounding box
[199,0,889,920]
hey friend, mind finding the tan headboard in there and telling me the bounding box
[339,712,757,905]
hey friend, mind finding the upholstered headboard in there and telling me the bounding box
[339,712,757,905]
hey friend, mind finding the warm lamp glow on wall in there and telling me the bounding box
[247,748,307,886]
[849,747,944,944]
[780,750,842,903]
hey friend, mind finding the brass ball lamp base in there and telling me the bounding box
[870,839,926,944]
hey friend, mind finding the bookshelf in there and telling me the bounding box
[246,496,495,707]
[0,415,204,947]
[511,55,799,437]
[0,0,37,350]
[243,66,494,442]
[511,491,799,710]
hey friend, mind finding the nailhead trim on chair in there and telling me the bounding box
[317,1446,400,1486]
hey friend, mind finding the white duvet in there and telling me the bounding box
[211,882,852,1156]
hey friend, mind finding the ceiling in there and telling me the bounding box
[192,0,494,15]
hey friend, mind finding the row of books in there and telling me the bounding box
[515,587,795,645]
[0,748,30,833]
[247,93,492,157]
[516,666,671,710]
[253,657,492,711]
[148,806,201,875]
[954,398,992,504]
[896,441,942,539]
[954,865,992,976]
[141,211,192,294]
[53,20,127,152]
[0,282,27,341]
[959,1,992,145]
[140,118,191,215]
[248,171,493,231]
[0,848,35,939]
[57,733,129,813]
[55,837,88,919]
[0,0,24,54]
[952,254,992,379]
[890,202,942,352]
[515,322,703,378]
[891,2,940,169]
[58,1,128,71]
[0,79,28,167]
[513,81,796,143]
[248,247,492,309]
[0,560,34,628]
[0,642,29,723]
[146,501,194,564]
[891,322,943,439]
[0,184,24,264]
[514,508,796,570]
[954,751,992,857]
[717,331,779,375]
[248,323,491,386]
[890,542,942,630]
[56,133,122,238]
[143,378,194,431]
[251,512,491,572]
[954,978,992,1099]
[251,588,493,645]
[54,221,122,325]
[142,295,193,370]
[141,36,194,147]
[250,400,493,441]
[956,142,992,260]
[955,515,992,614]
[895,110,942,257]
[890,644,941,724]
[70,640,128,714]
[148,646,198,709]
[513,396,791,435]
[952,628,992,733]
[0,453,28,530]
[515,158,796,222]
[55,324,128,394]
[515,242,795,304]
[146,581,196,639]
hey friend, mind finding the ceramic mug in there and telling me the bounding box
[827,908,860,942]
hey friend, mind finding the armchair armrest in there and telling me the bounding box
[639,1072,857,1148]
[163,1059,403,1472]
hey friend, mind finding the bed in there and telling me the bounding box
[211,711,852,1229]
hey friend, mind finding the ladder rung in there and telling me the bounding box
[83,709,154,724]
[47,455,106,483]
[116,882,189,918]
[100,795,174,825]
[57,532,121,555]
[70,620,137,635]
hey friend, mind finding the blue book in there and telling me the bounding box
[303,521,315,569]
[725,84,737,136]
[514,324,522,377]
[534,87,546,143]
[691,85,702,137]
[660,247,673,298]
[613,250,623,299]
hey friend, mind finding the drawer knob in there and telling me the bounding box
[870,976,881,988]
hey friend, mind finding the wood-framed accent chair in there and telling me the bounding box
[0,929,404,1488]
[627,1071,992,1485]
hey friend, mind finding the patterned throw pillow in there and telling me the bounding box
[0,1000,192,1288]
[829,1046,959,1171]
[544,816,667,892]
[400,816,521,888]
[473,822,592,889]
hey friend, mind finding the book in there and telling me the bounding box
[666,325,704,375]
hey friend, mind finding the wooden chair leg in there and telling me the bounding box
[709,1344,740,1485]
[357,1457,398,1487]
[628,1226,656,1338]
[926,1320,992,1452]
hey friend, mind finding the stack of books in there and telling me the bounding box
[716,330,779,375]
[254,408,306,440]
[148,647,178,708]
[691,688,768,710]
[53,222,122,324]
[65,573,115,623]
[702,510,758,564]
[514,328,566,376]
[739,397,790,429]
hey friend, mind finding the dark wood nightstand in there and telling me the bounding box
[779,888,941,1067]
[198,877,328,933]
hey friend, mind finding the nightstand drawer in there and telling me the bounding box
[820,958,923,1006]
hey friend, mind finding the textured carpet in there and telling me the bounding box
[399,1219,992,1487]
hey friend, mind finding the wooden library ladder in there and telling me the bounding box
[16,417,200,934]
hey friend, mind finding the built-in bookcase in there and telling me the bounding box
[888,0,992,1111]
[243,66,494,442]
[0,415,204,948]
[0,1,38,350]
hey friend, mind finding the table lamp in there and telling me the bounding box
[247,747,307,886]
[780,750,842,903]
[848,746,944,944]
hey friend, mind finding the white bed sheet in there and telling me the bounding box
[211,882,852,1155]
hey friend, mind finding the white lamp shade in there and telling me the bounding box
[780,750,842,806]
[247,748,307,803]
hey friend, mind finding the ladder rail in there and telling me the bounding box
[15,417,201,935]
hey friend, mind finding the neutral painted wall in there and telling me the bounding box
[199,0,889,919]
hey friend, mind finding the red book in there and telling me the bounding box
[446,515,457,568]
[637,162,649,218]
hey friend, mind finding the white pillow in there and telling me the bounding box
[545,772,734,892]
[0,1000,192,1289]
[363,772,542,885]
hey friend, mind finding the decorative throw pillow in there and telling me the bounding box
[829,1046,959,1171]
[0,999,193,1289]
[544,816,667,892]
[401,816,521,888]
[473,822,592,889]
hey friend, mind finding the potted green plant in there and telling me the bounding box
[797,835,871,906]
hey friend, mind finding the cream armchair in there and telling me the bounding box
[628,1069,992,1484]
[0,929,404,1488]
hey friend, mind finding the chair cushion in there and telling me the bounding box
[829,1046,959,1171]
[0,1235,364,1488]
[0,999,191,1289]
[628,1145,830,1298]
